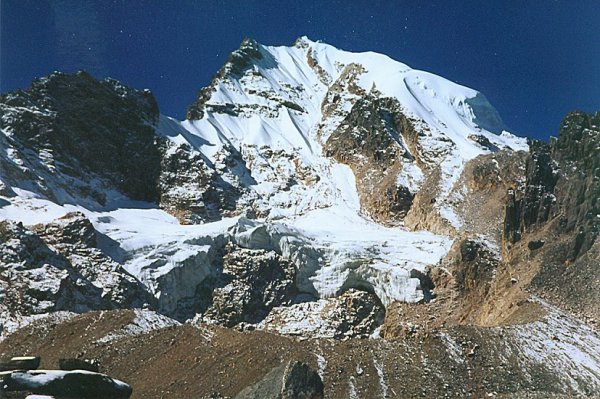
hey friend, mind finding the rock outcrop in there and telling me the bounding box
[186,38,266,120]
[158,140,246,224]
[258,289,385,339]
[0,71,161,204]
[200,243,299,327]
[0,213,153,331]
[0,71,244,225]
[235,360,324,399]
[502,111,600,320]
[325,96,423,224]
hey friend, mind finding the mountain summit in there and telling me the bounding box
[0,38,598,398]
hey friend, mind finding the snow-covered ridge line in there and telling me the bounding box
[175,36,527,228]
[183,36,527,156]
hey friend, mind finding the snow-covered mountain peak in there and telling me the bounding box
[1,39,530,339]
[177,37,528,228]
[185,37,525,159]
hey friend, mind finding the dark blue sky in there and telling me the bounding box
[2,1,599,140]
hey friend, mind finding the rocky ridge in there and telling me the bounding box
[0,71,161,205]
[502,111,600,321]
[0,212,153,337]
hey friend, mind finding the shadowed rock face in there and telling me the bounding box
[0,71,242,224]
[325,96,421,224]
[235,360,324,399]
[504,111,599,258]
[506,140,558,239]
[502,111,600,320]
[0,71,161,203]
[0,213,154,324]
[186,38,265,120]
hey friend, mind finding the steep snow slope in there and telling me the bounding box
[179,37,526,225]
[183,38,525,171]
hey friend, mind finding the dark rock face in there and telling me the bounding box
[550,111,600,258]
[0,71,161,203]
[158,142,244,224]
[503,188,522,246]
[200,244,298,327]
[502,110,600,319]
[187,38,264,120]
[0,213,153,322]
[325,96,421,224]
[0,71,244,224]
[235,360,324,399]
[502,139,559,250]
[504,111,599,258]
[520,140,559,231]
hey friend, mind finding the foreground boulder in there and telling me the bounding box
[1,370,132,398]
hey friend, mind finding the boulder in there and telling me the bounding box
[2,370,132,398]
[527,240,545,251]
[281,361,324,399]
[235,360,323,399]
